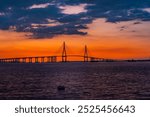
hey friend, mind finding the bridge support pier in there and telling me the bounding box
[35,57,39,63]
[1,59,3,63]
[51,56,57,62]
[22,58,26,63]
[47,57,50,63]
[29,57,32,63]
[2,59,5,63]
[0,59,2,63]
[62,56,67,62]
[41,57,44,63]
[12,59,16,63]
[84,57,89,62]
[47,56,57,62]
[1,59,4,63]
[15,58,20,63]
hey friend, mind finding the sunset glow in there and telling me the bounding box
[0,0,150,60]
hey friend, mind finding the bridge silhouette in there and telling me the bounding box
[0,42,114,63]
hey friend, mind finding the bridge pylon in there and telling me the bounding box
[62,42,67,62]
[84,45,89,62]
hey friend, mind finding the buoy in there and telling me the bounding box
[57,86,65,91]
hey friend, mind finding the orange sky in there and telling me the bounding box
[0,18,150,60]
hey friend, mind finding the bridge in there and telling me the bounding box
[0,42,114,63]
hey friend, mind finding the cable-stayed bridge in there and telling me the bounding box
[0,42,114,63]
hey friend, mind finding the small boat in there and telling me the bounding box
[57,86,65,91]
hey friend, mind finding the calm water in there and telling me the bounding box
[0,62,150,100]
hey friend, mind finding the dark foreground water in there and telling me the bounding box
[0,62,150,100]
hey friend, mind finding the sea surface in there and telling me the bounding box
[0,62,150,100]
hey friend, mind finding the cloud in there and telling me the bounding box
[142,8,150,13]
[31,19,62,28]
[9,25,17,31]
[59,4,88,15]
[0,0,150,38]
[28,3,52,9]
[0,12,5,16]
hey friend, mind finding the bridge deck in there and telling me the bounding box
[0,55,108,63]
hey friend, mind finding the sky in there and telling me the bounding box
[0,0,150,60]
